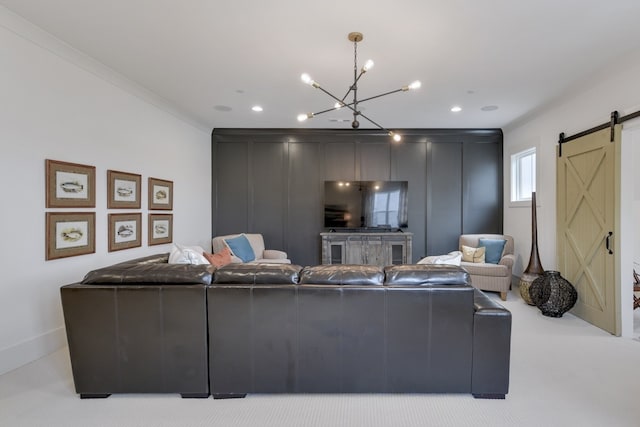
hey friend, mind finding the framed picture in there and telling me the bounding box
[46,212,95,260]
[108,213,142,252]
[148,177,173,210]
[107,170,141,209]
[148,214,173,246]
[46,159,96,208]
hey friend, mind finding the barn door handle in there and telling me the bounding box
[606,232,613,255]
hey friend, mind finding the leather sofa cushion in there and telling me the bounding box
[108,253,169,267]
[82,262,214,285]
[213,263,302,285]
[384,264,471,286]
[299,265,384,285]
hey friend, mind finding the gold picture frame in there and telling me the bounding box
[46,159,96,208]
[46,212,96,260]
[107,170,141,209]
[148,214,173,246]
[148,177,173,210]
[108,213,142,252]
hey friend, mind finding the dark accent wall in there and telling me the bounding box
[212,128,503,266]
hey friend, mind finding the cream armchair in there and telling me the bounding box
[459,234,515,301]
[212,233,291,264]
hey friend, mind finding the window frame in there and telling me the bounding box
[510,146,537,206]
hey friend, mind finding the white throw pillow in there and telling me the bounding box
[417,251,462,266]
[168,243,209,265]
[434,251,462,266]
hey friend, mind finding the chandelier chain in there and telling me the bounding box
[352,38,359,124]
[353,37,358,82]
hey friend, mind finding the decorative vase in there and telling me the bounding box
[518,273,539,305]
[520,192,545,305]
[529,270,578,317]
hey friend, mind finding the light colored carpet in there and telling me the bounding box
[1,286,640,427]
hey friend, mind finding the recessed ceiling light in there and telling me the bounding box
[450,106,462,113]
[481,105,499,111]
[252,105,263,112]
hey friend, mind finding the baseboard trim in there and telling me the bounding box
[0,327,66,375]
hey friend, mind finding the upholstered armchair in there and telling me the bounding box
[212,233,291,264]
[459,234,515,301]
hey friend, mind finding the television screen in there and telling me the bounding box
[324,181,408,229]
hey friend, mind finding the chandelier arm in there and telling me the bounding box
[339,87,354,104]
[316,86,361,116]
[334,87,406,111]
[311,87,407,121]
[339,70,367,103]
[357,111,391,133]
[309,105,342,117]
[357,88,405,104]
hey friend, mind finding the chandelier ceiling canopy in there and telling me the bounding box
[297,32,421,142]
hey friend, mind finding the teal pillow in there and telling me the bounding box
[224,234,255,262]
[478,238,507,264]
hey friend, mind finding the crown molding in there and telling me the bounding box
[0,6,210,133]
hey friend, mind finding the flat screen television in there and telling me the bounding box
[324,181,409,229]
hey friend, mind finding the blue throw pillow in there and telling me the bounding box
[224,234,255,262]
[478,238,507,264]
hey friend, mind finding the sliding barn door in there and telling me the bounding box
[557,126,619,334]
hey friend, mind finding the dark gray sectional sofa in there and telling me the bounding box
[60,255,512,399]
[61,254,212,398]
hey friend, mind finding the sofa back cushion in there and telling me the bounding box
[384,264,471,286]
[213,263,302,285]
[81,261,214,285]
[299,265,384,286]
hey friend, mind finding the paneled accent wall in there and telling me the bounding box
[212,129,503,266]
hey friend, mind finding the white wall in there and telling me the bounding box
[634,128,640,268]
[0,11,211,374]
[503,49,640,336]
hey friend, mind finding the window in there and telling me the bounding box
[511,147,536,202]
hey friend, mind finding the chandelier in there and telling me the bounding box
[297,32,421,142]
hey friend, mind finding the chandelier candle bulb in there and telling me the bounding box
[405,80,422,90]
[363,59,374,72]
[301,73,320,88]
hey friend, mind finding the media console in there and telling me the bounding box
[320,231,413,266]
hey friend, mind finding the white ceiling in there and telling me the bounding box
[3,0,640,131]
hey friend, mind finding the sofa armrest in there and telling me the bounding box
[499,254,516,270]
[472,289,511,398]
[263,249,287,259]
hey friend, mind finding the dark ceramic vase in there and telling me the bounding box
[529,270,578,318]
[520,192,544,306]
